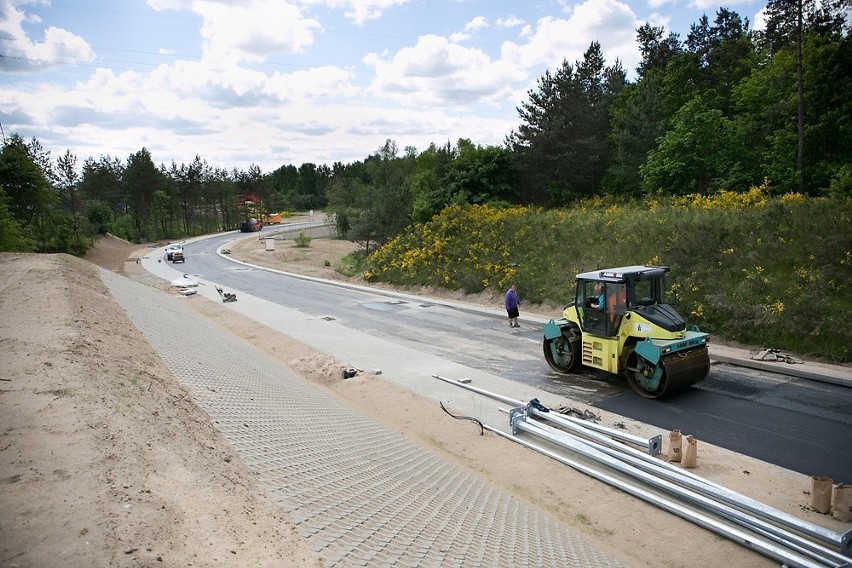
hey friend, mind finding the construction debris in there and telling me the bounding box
[215,286,237,303]
[752,348,804,364]
[552,404,600,422]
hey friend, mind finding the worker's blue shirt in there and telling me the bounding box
[596,293,605,310]
[505,289,519,309]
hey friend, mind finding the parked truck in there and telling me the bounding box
[239,217,262,232]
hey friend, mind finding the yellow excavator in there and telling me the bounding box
[543,265,710,399]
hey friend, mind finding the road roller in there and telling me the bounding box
[543,265,710,399]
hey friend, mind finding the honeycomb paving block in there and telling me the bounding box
[101,269,628,568]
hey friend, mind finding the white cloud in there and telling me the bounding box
[363,34,524,108]
[298,0,411,25]
[646,12,673,30]
[686,0,752,9]
[502,0,639,74]
[191,0,321,63]
[464,16,489,32]
[0,0,664,170]
[146,0,193,10]
[752,7,767,31]
[496,16,525,29]
[0,0,94,72]
[647,0,676,10]
[264,65,359,101]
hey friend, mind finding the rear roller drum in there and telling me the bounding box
[543,333,580,373]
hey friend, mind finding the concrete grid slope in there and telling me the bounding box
[100,269,628,568]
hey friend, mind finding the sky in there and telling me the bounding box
[0,0,768,174]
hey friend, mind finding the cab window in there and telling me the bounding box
[633,279,654,306]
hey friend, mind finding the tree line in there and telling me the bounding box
[1,0,849,254]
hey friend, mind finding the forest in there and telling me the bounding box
[1,1,850,252]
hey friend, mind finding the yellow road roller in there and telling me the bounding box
[543,265,710,399]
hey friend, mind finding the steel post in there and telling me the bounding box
[486,420,836,568]
[513,410,851,566]
[522,401,722,491]
[431,373,661,454]
[431,372,851,558]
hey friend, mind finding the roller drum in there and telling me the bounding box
[627,346,710,399]
[660,346,710,394]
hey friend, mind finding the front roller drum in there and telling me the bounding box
[625,346,710,399]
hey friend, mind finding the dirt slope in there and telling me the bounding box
[0,251,323,567]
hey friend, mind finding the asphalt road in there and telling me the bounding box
[175,229,852,484]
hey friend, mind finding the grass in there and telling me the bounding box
[363,187,851,362]
[336,249,368,278]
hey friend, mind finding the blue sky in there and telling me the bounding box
[1,0,767,173]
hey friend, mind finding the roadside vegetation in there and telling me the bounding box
[362,186,851,363]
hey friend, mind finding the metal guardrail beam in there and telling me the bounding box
[431,373,851,563]
[510,410,850,566]
[484,421,836,568]
[431,373,661,455]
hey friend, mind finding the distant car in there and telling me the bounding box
[166,243,183,260]
[171,251,185,263]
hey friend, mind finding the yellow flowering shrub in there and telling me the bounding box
[357,193,850,361]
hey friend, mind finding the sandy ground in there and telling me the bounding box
[1,223,848,568]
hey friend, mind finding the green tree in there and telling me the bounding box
[606,24,682,197]
[802,33,852,190]
[0,185,35,251]
[327,140,415,251]
[288,162,330,210]
[641,96,735,194]
[0,134,63,251]
[760,0,850,188]
[734,31,851,193]
[0,134,56,224]
[174,155,207,235]
[56,149,80,214]
[78,155,124,213]
[658,51,705,118]
[635,23,683,77]
[606,73,668,197]
[441,140,516,206]
[691,9,756,117]
[328,173,374,246]
[267,164,299,209]
[409,142,455,223]
[124,148,164,238]
[85,200,113,235]
[511,41,626,204]
[55,149,90,253]
[208,167,237,231]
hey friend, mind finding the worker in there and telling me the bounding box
[590,283,605,311]
[504,283,521,328]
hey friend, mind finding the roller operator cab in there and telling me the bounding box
[543,266,710,399]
